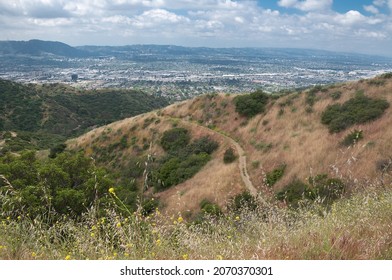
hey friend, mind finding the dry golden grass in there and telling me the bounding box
[1,185,391,260]
[162,76,392,196]
[67,75,392,215]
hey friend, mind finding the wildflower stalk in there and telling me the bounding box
[108,188,133,217]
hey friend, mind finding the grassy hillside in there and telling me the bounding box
[161,74,392,197]
[0,79,168,152]
[1,74,392,260]
[1,186,391,260]
[68,74,392,216]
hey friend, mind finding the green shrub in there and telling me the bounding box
[223,148,236,164]
[341,130,363,146]
[308,174,346,204]
[231,191,257,212]
[0,151,137,219]
[160,127,190,152]
[276,179,313,207]
[49,143,67,158]
[188,136,219,155]
[266,164,286,187]
[321,94,389,133]
[331,91,342,100]
[200,199,222,216]
[380,72,392,79]
[154,133,218,191]
[233,90,269,118]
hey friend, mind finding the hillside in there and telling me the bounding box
[1,74,392,260]
[67,74,392,216]
[0,40,90,57]
[0,79,168,152]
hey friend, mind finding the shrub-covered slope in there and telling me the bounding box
[0,79,168,152]
[68,74,392,215]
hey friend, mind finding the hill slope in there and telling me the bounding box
[0,39,90,57]
[0,79,168,152]
[67,74,392,215]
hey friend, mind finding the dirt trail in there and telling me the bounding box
[160,114,265,203]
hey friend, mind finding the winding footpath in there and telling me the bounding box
[160,114,266,204]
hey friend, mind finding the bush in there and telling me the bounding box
[266,164,286,187]
[380,72,392,79]
[154,133,218,191]
[49,143,67,158]
[331,91,342,100]
[160,127,190,152]
[308,174,346,204]
[223,148,236,164]
[321,94,389,133]
[200,199,222,216]
[231,191,257,212]
[0,151,138,219]
[340,130,363,146]
[234,90,269,118]
[276,179,313,207]
[188,136,219,155]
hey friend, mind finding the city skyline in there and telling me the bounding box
[0,0,392,56]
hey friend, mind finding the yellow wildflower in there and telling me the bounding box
[91,225,97,231]
[156,239,161,246]
[216,255,223,260]
[182,254,189,260]
[177,216,183,223]
[108,187,115,195]
[90,233,95,237]
[17,216,21,220]
[116,222,122,228]
[31,252,37,258]
[235,216,240,221]
[65,255,71,260]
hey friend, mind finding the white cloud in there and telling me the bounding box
[0,0,391,56]
[335,10,367,26]
[364,5,380,14]
[132,8,189,28]
[278,0,332,12]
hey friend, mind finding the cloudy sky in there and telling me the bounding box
[1,0,392,56]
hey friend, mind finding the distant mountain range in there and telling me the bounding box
[1,39,391,62]
[0,39,91,58]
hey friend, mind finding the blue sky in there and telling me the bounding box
[0,0,392,56]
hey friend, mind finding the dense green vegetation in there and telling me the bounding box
[276,175,346,207]
[233,90,269,118]
[153,129,219,191]
[223,147,236,164]
[0,151,138,219]
[0,79,168,152]
[321,92,389,133]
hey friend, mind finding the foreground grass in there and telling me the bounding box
[1,187,391,260]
